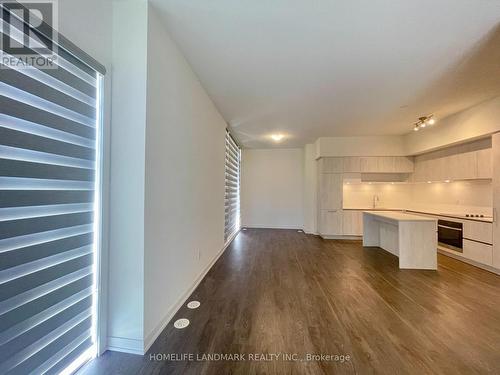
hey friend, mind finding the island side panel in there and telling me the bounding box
[379,221,399,257]
[363,213,380,247]
[398,221,438,270]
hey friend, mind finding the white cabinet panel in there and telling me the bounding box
[463,239,493,266]
[319,173,342,209]
[395,157,414,173]
[477,148,492,179]
[360,157,380,173]
[320,210,343,235]
[493,133,500,269]
[343,157,361,172]
[319,158,343,173]
[376,157,397,173]
[343,211,363,236]
[412,148,487,182]
[451,152,477,180]
[463,221,493,245]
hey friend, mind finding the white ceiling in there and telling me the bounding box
[151,0,500,148]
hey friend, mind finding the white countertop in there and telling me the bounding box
[344,207,493,223]
[363,211,437,222]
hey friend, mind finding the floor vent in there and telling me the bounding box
[174,318,190,329]
[187,301,201,309]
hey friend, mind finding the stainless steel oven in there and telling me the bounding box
[438,219,463,252]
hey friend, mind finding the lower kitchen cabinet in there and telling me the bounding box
[463,221,493,244]
[319,209,343,236]
[343,211,363,236]
[463,239,493,266]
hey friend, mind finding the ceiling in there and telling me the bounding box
[151,0,500,148]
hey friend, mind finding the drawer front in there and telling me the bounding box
[463,239,493,265]
[463,221,493,244]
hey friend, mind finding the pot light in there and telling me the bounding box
[270,134,284,142]
[427,181,432,184]
[445,180,450,183]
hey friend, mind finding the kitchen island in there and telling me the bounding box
[363,211,438,269]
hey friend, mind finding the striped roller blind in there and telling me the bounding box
[224,130,240,243]
[0,2,104,374]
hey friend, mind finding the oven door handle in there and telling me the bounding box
[438,224,463,231]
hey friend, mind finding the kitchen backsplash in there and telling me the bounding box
[343,180,493,216]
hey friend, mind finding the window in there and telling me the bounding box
[224,130,240,244]
[0,2,105,374]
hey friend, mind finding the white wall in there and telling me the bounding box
[315,136,407,158]
[106,0,148,353]
[142,4,227,351]
[303,144,317,233]
[404,96,500,155]
[241,149,304,229]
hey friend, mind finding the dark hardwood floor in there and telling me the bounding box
[80,229,500,375]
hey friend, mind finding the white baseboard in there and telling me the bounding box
[438,248,500,275]
[141,229,240,354]
[242,225,302,230]
[106,336,144,355]
[320,235,362,240]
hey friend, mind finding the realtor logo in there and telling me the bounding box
[1,0,58,69]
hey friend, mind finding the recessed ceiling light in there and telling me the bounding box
[445,180,450,183]
[271,134,284,142]
[427,181,432,184]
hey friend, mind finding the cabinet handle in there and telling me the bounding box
[327,210,338,213]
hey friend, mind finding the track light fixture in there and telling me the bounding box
[413,115,436,132]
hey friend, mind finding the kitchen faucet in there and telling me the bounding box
[373,195,380,209]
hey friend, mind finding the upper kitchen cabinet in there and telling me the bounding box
[412,138,492,182]
[343,156,414,173]
[319,157,343,173]
[477,148,493,179]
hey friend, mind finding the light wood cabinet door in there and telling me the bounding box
[319,173,342,209]
[360,157,380,173]
[395,157,414,173]
[320,209,343,235]
[343,157,361,172]
[319,158,343,173]
[343,211,363,236]
[477,148,492,179]
[463,239,493,265]
[376,157,397,173]
[463,221,493,244]
[413,157,430,182]
[492,134,500,269]
[450,152,477,180]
